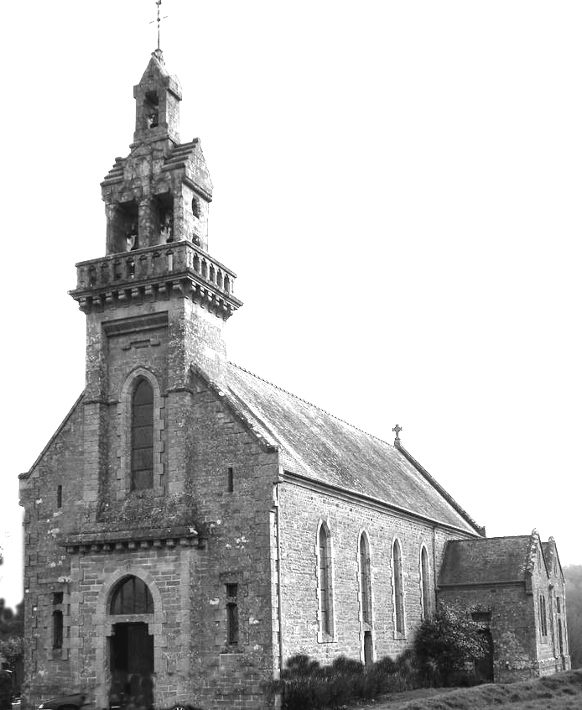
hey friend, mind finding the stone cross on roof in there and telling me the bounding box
[151,0,169,51]
[392,424,402,444]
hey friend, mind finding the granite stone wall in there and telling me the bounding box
[275,479,474,668]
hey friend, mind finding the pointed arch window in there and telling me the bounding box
[132,378,154,490]
[52,610,63,649]
[393,539,405,634]
[110,576,154,615]
[539,594,548,638]
[317,523,334,638]
[420,546,430,620]
[359,532,372,626]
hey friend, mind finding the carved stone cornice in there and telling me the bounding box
[60,525,204,554]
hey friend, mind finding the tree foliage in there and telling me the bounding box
[0,598,24,691]
[564,565,582,669]
[413,603,489,685]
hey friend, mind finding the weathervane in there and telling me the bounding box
[392,424,402,444]
[151,0,169,51]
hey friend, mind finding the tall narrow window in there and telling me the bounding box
[52,610,63,649]
[52,591,64,650]
[539,594,548,637]
[132,379,154,490]
[420,546,430,621]
[318,523,334,637]
[393,539,405,634]
[226,584,239,645]
[227,467,234,493]
[57,485,62,508]
[359,532,372,626]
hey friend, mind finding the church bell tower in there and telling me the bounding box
[68,49,242,506]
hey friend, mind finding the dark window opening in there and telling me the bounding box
[472,611,491,623]
[227,467,234,493]
[156,193,174,243]
[110,576,154,615]
[131,379,154,491]
[539,595,548,637]
[225,584,239,645]
[52,610,63,649]
[145,91,159,128]
[57,485,62,509]
[192,197,200,218]
[53,592,64,605]
[227,603,239,644]
[111,200,139,253]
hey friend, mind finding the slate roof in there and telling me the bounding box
[218,362,483,535]
[439,535,533,586]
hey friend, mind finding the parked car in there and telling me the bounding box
[37,694,86,710]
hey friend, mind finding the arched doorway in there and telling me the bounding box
[108,576,155,709]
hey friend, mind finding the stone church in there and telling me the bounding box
[19,50,570,710]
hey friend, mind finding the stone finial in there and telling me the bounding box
[392,424,402,445]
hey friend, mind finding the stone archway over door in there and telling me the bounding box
[107,575,156,709]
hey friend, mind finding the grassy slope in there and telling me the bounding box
[355,669,582,710]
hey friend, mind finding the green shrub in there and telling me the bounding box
[278,651,419,709]
[413,604,489,687]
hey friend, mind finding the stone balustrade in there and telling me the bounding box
[74,240,235,295]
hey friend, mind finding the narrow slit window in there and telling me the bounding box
[226,584,239,645]
[539,595,548,637]
[420,547,430,620]
[57,485,62,509]
[359,533,372,626]
[393,540,405,634]
[318,524,334,636]
[52,610,63,650]
[227,467,234,493]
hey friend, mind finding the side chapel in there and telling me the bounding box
[19,49,571,710]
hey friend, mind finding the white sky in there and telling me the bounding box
[1,0,581,610]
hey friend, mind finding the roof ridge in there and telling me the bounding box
[451,535,530,543]
[228,361,395,449]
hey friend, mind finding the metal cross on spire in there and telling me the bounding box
[392,424,402,444]
[150,0,169,51]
